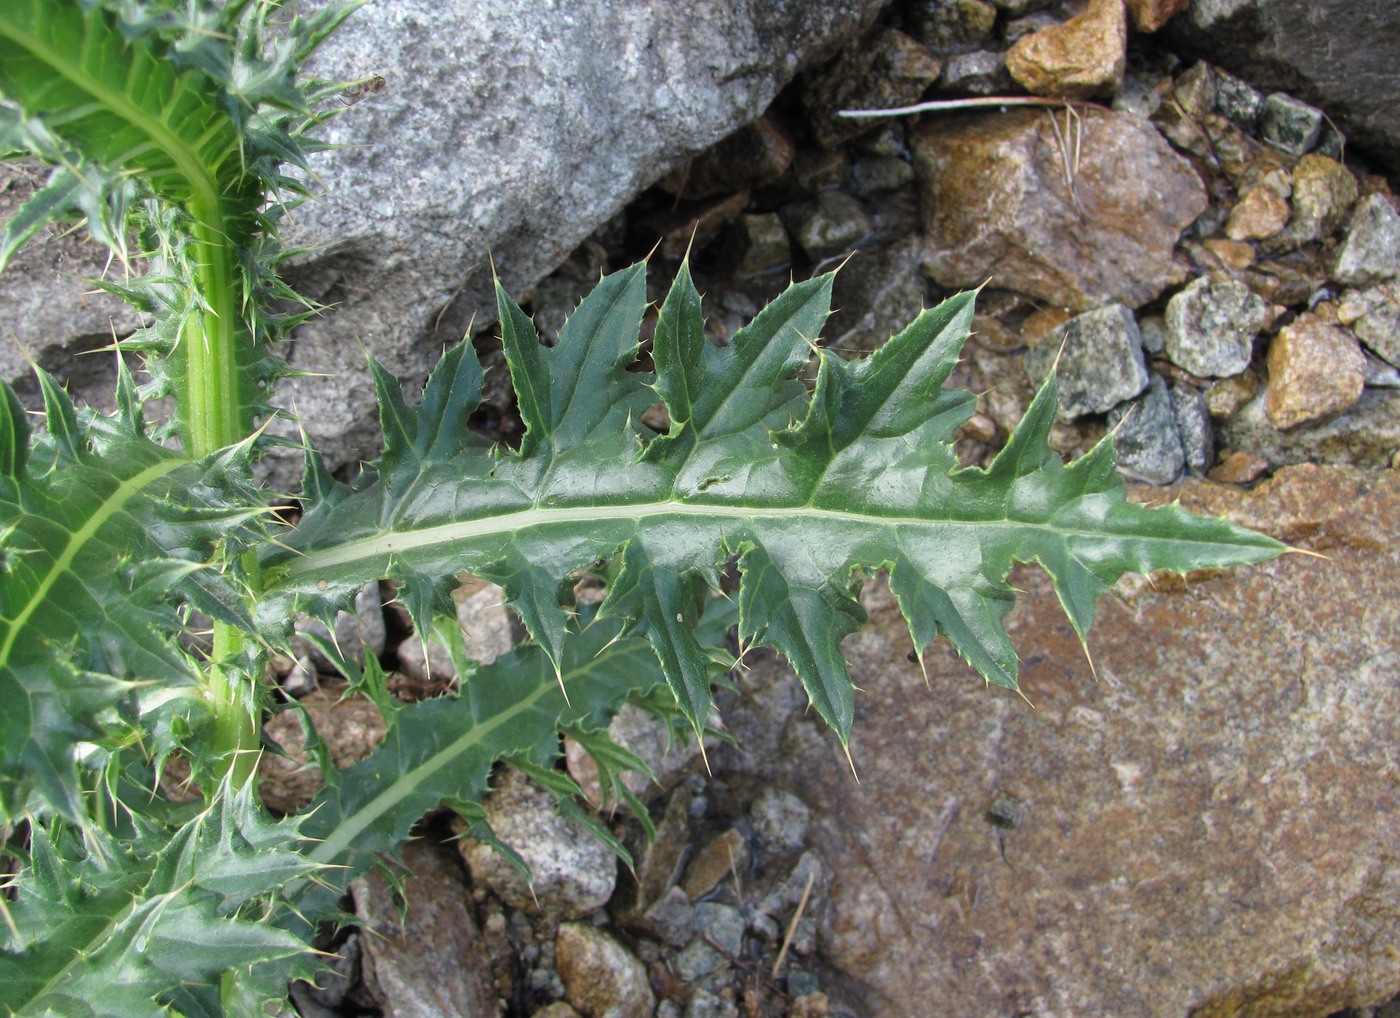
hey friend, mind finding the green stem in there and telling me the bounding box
[185,199,261,792]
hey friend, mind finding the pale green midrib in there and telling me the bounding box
[0,12,228,220]
[281,498,1201,581]
[0,458,184,666]
[302,643,640,870]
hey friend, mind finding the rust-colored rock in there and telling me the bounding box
[1225,185,1290,241]
[913,107,1206,310]
[1265,315,1366,429]
[1005,0,1127,99]
[259,686,387,813]
[1126,0,1188,33]
[556,923,655,1018]
[726,465,1400,1016]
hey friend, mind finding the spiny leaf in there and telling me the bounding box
[263,260,1285,750]
[289,603,690,922]
[0,375,256,824]
[0,784,317,1017]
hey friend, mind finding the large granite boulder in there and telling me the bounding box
[1169,0,1400,165]
[0,0,885,479]
[723,465,1400,1016]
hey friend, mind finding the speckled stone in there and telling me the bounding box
[259,686,386,813]
[781,191,872,262]
[1264,315,1366,429]
[1006,0,1126,99]
[1262,154,1357,254]
[1337,282,1400,366]
[1164,276,1268,378]
[352,841,497,1018]
[682,827,752,901]
[1023,304,1149,421]
[1333,194,1400,286]
[802,27,941,148]
[1107,374,1186,485]
[458,767,616,919]
[1260,92,1324,155]
[556,923,654,1018]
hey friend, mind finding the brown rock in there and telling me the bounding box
[1005,0,1127,99]
[803,28,941,149]
[353,840,496,1018]
[1207,449,1270,484]
[259,686,387,813]
[681,827,751,900]
[730,466,1400,1016]
[1204,369,1260,418]
[1265,315,1366,429]
[1126,0,1188,33]
[659,116,794,201]
[1262,153,1359,254]
[913,107,1206,310]
[908,0,998,50]
[1225,185,1290,241]
[1201,237,1257,269]
[556,923,655,1018]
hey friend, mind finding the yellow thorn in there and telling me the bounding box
[696,729,712,776]
[842,741,860,783]
[1082,639,1098,682]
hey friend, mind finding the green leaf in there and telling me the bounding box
[0,376,257,823]
[263,261,1284,748]
[0,784,317,1017]
[290,603,674,920]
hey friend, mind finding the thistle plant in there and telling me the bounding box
[0,1,1284,1014]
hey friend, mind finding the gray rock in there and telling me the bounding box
[726,213,791,277]
[781,191,873,262]
[1363,352,1400,388]
[694,901,746,958]
[352,841,496,1018]
[1112,73,1164,120]
[1170,383,1214,474]
[787,969,823,997]
[674,938,725,983]
[1023,305,1149,421]
[1108,375,1186,485]
[641,886,696,948]
[914,107,1206,311]
[939,49,1012,95]
[1168,0,1400,166]
[750,787,812,856]
[1218,389,1400,468]
[684,989,740,1018]
[851,155,915,196]
[458,767,617,919]
[908,0,999,52]
[1333,194,1400,287]
[1213,67,1265,128]
[1138,315,1167,356]
[121,0,884,483]
[1338,282,1400,366]
[397,578,514,683]
[1164,276,1268,378]
[1259,92,1323,155]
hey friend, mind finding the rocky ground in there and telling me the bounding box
[158,0,1400,1015]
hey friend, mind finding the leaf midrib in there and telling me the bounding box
[0,8,225,217]
[279,497,1211,581]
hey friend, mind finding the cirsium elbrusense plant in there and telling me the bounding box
[0,1,1284,1013]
